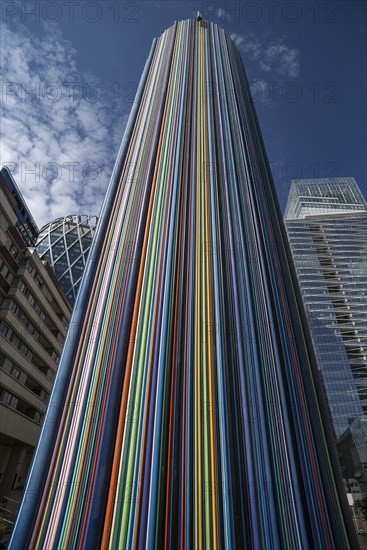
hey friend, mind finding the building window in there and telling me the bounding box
[0,322,10,338]
[11,366,21,380]
[0,389,18,409]
[0,385,44,424]
[26,261,36,276]
[18,280,26,294]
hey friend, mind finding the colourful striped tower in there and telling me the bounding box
[10,18,356,549]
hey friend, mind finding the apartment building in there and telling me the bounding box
[0,167,71,519]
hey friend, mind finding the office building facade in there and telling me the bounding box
[284,177,367,521]
[10,19,356,549]
[0,167,71,519]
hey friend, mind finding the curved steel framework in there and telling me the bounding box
[35,215,98,305]
[10,19,356,549]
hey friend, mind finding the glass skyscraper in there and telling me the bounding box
[10,19,356,549]
[35,215,98,305]
[284,177,367,517]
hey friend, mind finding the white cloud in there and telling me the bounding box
[265,42,300,78]
[0,20,129,227]
[230,32,300,79]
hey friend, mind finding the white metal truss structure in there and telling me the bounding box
[35,215,98,305]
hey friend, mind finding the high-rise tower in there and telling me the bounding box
[10,19,356,549]
[284,177,367,517]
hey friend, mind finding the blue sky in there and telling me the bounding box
[1,0,366,226]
